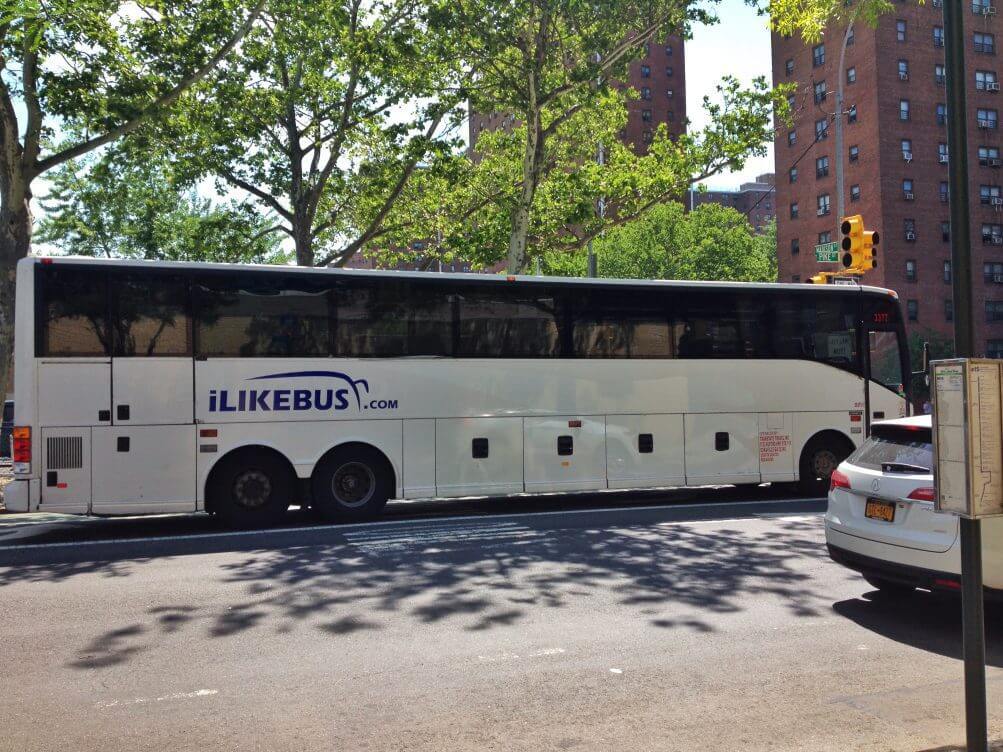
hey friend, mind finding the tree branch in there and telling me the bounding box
[221,168,293,220]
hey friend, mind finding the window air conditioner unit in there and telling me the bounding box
[940,154,950,163]
[817,207,829,216]
[985,5,997,15]
[934,0,943,5]
[995,273,1003,282]
[903,151,913,161]
[979,119,993,128]
[906,232,917,240]
[905,192,915,200]
[992,196,1003,205]
[990,82,1002,91]
[899,72,909,81]
[994,236,1003,245]
[992,158,1003,167]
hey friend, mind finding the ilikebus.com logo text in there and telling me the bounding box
[208,370,398,413]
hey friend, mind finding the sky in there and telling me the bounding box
[686,0,775,190]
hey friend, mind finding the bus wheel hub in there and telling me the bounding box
[234,470,271,509]
[332,463,375,508]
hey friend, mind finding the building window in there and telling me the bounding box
[934,26,945,47]
[813,80,827,104]
[975,0,993,14]
[941,181,950,202]
[847,27,855,45]
[987,301,1003,322]
[791,238,800,255]
[667,110,674,121]
[936,64,946,85]
[817,194,831,216]
[978,108,999,128]
[899,99,910,121]
[789,166,798,183]
[812,43,825,67]
[976,70,999,89]
[939,143,950,163]
[989,340,1003,359]
[788,129,797,146]
[847,67,856,84]
[907,300,919,321]
[640,87,651,100]
[898,59,909,80]
[849,144,859,162]
[818,231,832,244]
[815,117,829,139]
[981,184,1003,204]
[936,103,947,125]
[665,44,673,56]
[847,104,857,123]
[905,218,916,240]
[790,202,799,219]
[641,109,652,122]
[640,65,651,78]
[902,138,913,160]
[785,58,793,76]
[946,299,954,322]
[976,32,996,54]
[980,145,1001,165]
[942,221,951,242]
[983,223,1003,243]
[897,19,907,42]
[791,275,801,283]
[850,184,861,201]
[816,155,830,178]
[985,261,1003,282]
[666,89,674,98]
[643,41,650,56]
[905,260,917,282]
[945,260,953,283]
[641,129,653,143]
[903,178,914,199]
[666,66,673,76]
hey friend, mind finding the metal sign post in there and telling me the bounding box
[931,359,1003,752]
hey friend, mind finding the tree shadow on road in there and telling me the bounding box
[36,513,840,669]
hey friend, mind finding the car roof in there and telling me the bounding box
[873,415,931,429]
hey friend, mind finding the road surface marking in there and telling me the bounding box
[478,647,566,663]
[95,689,218,708]
[610,668,623,674]
[0,498,823,552]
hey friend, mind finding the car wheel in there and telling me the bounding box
[864,575,915,597]
[798,436,852,496]
[209,450,294,529]
[311,445,393,523]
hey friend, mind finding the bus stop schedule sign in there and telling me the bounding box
[932,359,1003,518]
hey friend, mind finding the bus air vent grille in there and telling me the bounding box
[47,436,83,470]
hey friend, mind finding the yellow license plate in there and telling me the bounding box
[865,498,896,523]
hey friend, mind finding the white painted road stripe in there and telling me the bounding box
[0,498,823,553]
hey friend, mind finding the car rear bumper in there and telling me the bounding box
[827,543,1003,599]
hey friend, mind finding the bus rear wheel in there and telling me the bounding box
[209,449,294,528]
[798,435,852,496]
[311,445,393,523]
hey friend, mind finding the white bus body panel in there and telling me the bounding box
[113,358,193,425]
[524,416,606,492]
[435,417,523,496]
[606,414,685,489]
[758,413,796,483]
[684,413,760,485]
[403,419,436,498]
[92,425,196,514]
[39,427,91,512]
[37,360,110,427]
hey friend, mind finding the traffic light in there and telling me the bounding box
[840,214,879,272]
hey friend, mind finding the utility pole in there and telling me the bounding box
[944,0,987,749]
[833,8,860,230]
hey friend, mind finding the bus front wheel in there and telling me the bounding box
[311,444,393,523]
[208,449,294,528]
[798,435,852,496]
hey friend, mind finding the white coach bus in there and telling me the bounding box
[6,257,910,526]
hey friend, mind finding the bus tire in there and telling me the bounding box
[798,433,853,496]
[311,444,393,523]
[208,448,294,529]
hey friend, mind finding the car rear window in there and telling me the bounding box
[847,425,933,473]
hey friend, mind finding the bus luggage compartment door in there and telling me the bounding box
[111,358,194,426]
[606,414,685,489]
[524,416,606,493]
[39,427,91,512]
[435,417,523,497]
[684,413,761,485]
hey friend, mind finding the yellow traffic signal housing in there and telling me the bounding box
[861,229,879,269]
[840,215,864,269]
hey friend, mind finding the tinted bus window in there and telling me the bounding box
[113,273,191,356]
[196,274,330,357]
[571,291,672,358]
[333,280,453,357]
[767,293,859,374]
[39,266,109,356]
[674,291,755,357]
[457,288,560,357]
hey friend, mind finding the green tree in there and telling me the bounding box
[37,147,289,264]
[0,0,266,398]
[541,201,778,282]
[165,0,464,268]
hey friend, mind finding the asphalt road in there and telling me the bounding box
[2,492,1002,752]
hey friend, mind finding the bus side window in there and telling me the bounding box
[113,273,191,357]
[40,266,109,357]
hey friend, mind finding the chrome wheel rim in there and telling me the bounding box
[331,462,375,508]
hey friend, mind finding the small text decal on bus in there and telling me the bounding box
[208,371,398,414]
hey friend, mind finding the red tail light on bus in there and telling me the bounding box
[12,426,30,468]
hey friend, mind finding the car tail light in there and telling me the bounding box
[12,426,30,471]
[830,468,851,492]
[907,487,936,502]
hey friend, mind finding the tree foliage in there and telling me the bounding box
[540,202,778,282]
[37,146,289,264]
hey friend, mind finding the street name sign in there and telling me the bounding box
[815,242,839,262]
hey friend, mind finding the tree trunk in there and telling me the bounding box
[293,219,314,267]
[507,110,545,274]
[0,180,32,403]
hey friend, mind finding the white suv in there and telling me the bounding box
[825,415,1003,596]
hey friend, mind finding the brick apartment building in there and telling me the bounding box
[773,1,1003,356]
[687,173,776,232]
